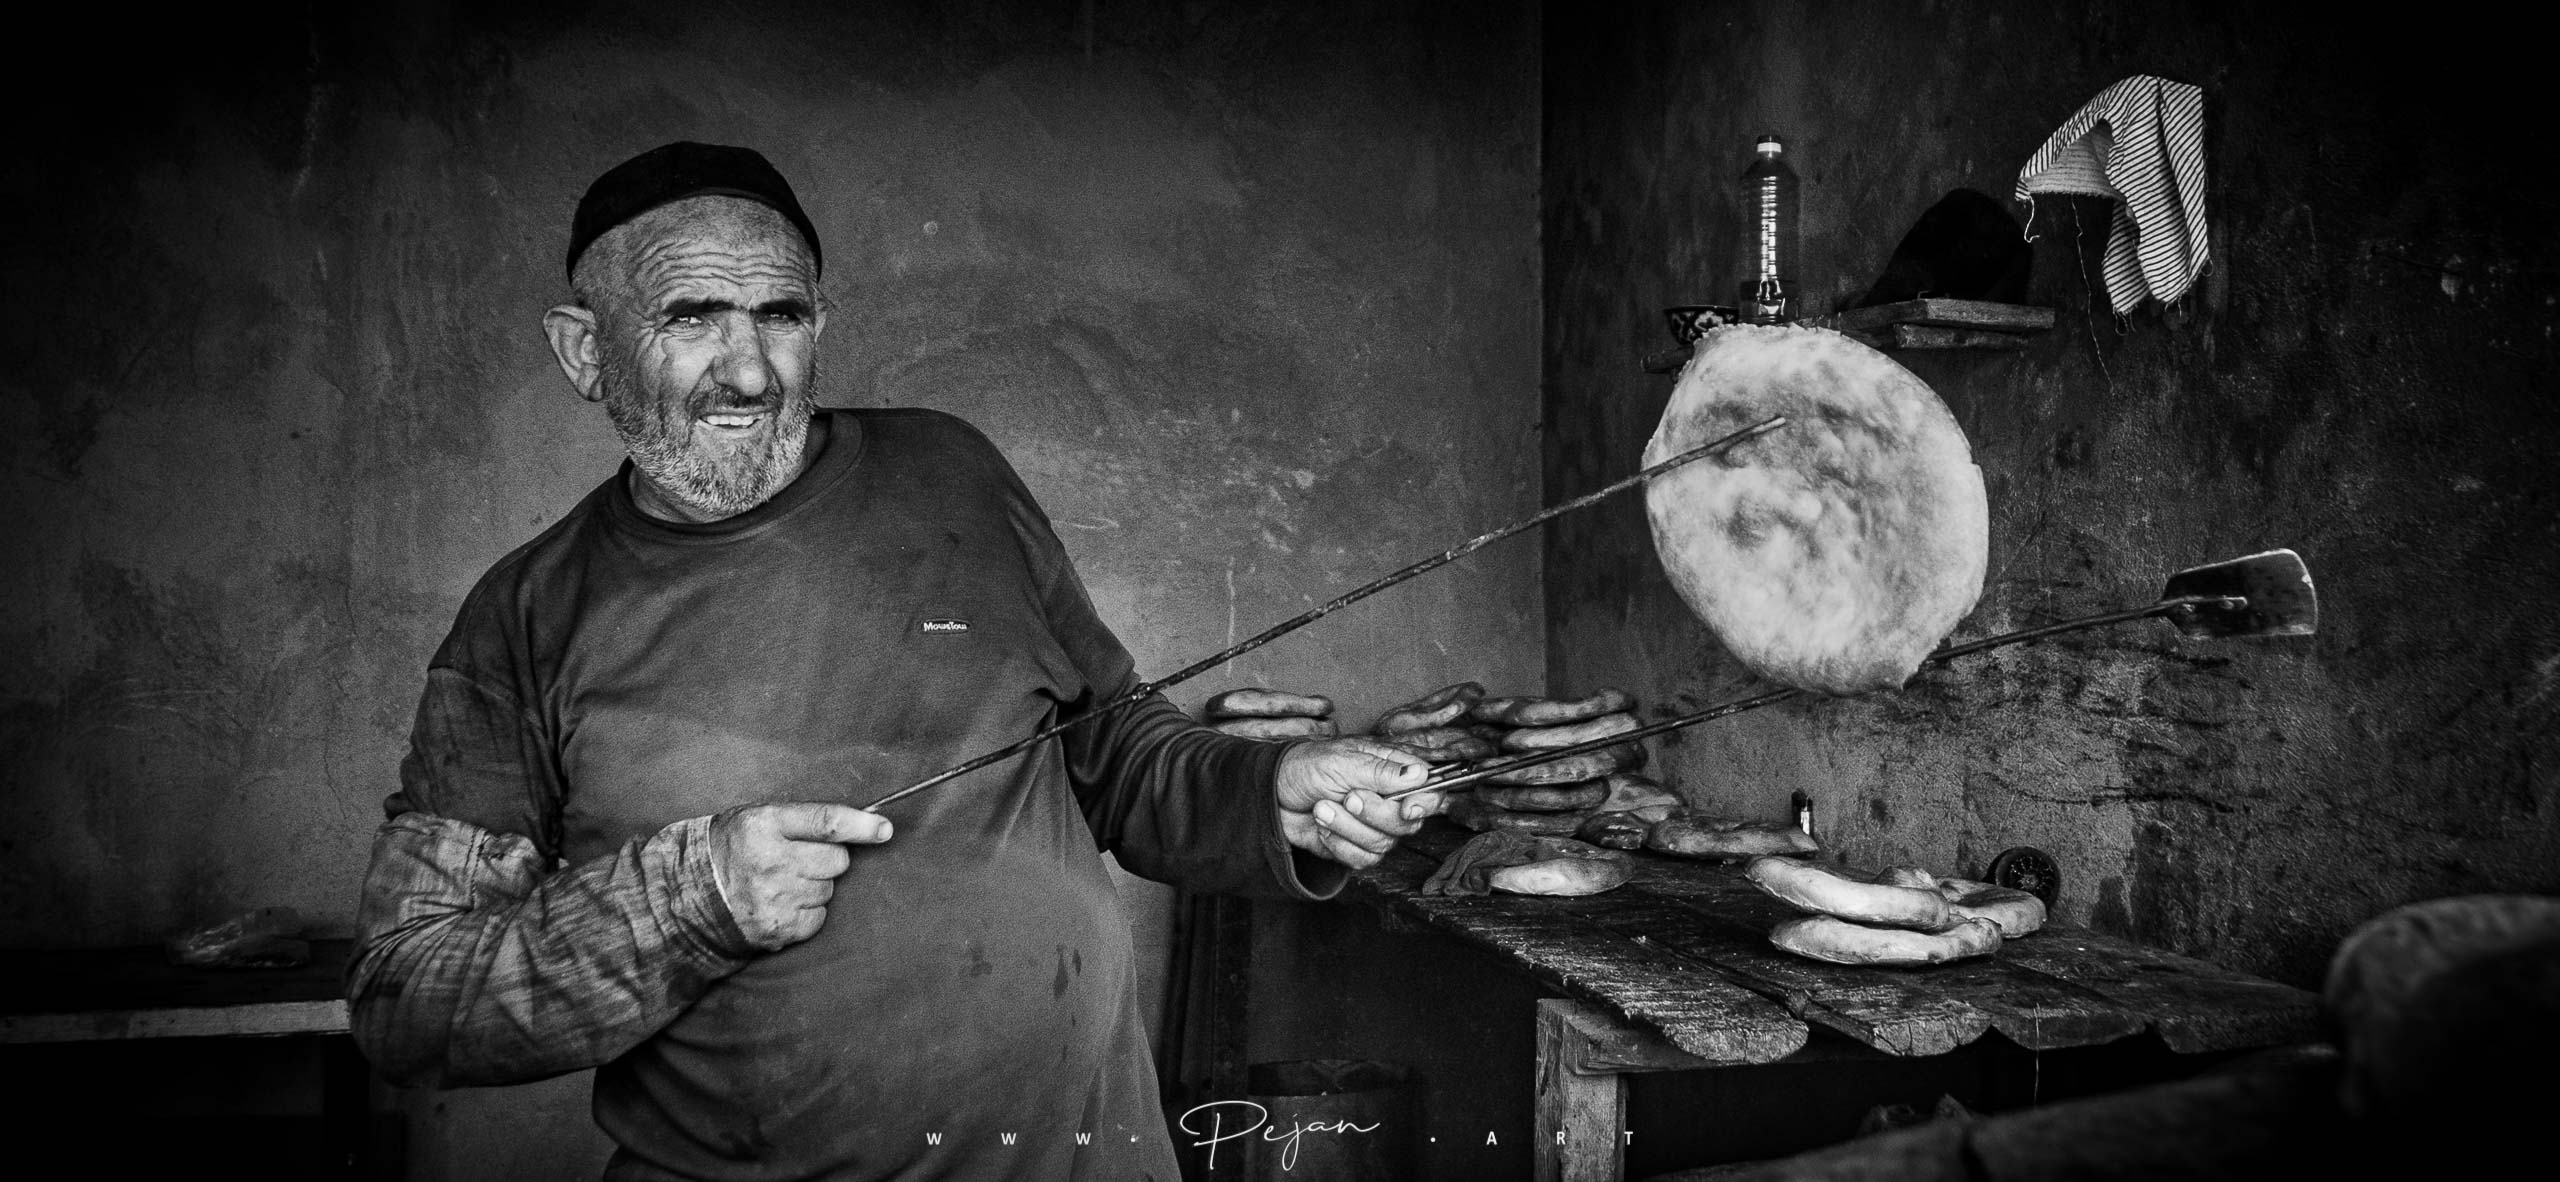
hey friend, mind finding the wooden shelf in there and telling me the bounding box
[1817,297,2056,336]
[1643,298,2053,372]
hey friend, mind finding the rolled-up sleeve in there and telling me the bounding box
[345,810,754,1088]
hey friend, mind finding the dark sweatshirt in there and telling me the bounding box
[349,407,1338,1180]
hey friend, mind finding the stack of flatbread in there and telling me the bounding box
[1371,681,1659,836]
[1745,856,2046,966]
[1375,681,1817,859]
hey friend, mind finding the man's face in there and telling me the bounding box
[587,198,824,520]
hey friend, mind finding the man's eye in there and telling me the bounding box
[666,314,704,328]
[760,311,804,326]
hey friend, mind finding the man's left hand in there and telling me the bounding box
[1275,738,1444,869]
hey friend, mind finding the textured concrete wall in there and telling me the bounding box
[2,1,1540,1174]
[1545,1,2557,990]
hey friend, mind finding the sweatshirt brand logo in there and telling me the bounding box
[919,618,972,635]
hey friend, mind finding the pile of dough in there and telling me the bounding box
[1643,325,1988,694]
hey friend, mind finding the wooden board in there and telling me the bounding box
[1993,927,2324,1053]
[1351,844,1808,1065]
[1568,889,1991,1058]
[0,999,348,1043]
[1537,1000,1631,1182]
[1641,303,2049,372]
[0,939,357,1044]
[1360,826,2319,1062]
[1622,865,2148,1052]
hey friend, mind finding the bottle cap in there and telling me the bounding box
[1757,135,1783,152]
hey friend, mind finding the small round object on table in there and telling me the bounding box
[1986,846,2063,910]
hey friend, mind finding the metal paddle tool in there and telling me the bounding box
[1382,548,2320,801]
[857,414,1792,812]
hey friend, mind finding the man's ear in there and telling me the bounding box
[543,305,606,402]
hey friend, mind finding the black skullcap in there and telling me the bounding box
[565,142,822,281]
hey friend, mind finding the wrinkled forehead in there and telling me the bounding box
[590,195,819,305]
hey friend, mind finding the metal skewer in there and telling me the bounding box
[1380,600,2246,801]
[859,413,1791,812]
[1378,547,2318,804]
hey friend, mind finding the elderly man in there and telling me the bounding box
[347,142,1441,1180]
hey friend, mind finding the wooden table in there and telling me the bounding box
[0,939,383,1175]
[1347,826,2323,1182]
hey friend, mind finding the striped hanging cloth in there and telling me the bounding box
[2015,75,2208,314]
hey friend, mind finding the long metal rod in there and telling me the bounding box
[1380,597,2226,802]
[859,414,1792,811]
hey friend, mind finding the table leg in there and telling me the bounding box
[1536,999,1630,1182]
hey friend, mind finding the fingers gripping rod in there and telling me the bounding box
[858,415,1790,812]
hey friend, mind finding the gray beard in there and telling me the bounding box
[598,351,820,520]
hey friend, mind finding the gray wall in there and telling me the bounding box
[1544,0,2557,991]
[1,1,1541,1174]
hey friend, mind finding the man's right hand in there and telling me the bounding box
[705,802,893,951]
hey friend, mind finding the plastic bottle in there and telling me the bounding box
[1736,134,1800,324]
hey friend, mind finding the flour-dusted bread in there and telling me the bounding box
[1468,688,1635,727]
[1377,725,1500,764]
[1771,914,2002,966]
[1204,688,1333,719]
[1208,715,1337,740]
[1500,712,1641,752]
[1373,681,1486,735]
[1934,877,2047,937]
[1645,814,1819,860]
[1643,325,1988,694]
[1484,741,1643,785]
[1488,838,1636,897]
[1744,856,1954,930]
[1575,811,1653,849]
[1594,773,1683,820]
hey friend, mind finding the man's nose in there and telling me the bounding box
[712,315,777,400]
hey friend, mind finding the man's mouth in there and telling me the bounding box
[698,411,767,431]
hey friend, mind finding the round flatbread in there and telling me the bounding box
[1501,712,1641,753]
[1374,681,1486,735]
[1469,688,1635,727]
[1594,773,1683,820]
[1575,811,1652,849]
[1484,741,1643,785]
[1491,841,1635,897]
[1645,815,1818,860]
[1643,325,1989,694]
[1204,688,1333,720]
[1935,877,2047,937]
[1209,716,1336,740]
[1771,915,2002,966]
[1378,725,1500,764]
[1744,857,1953,930]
